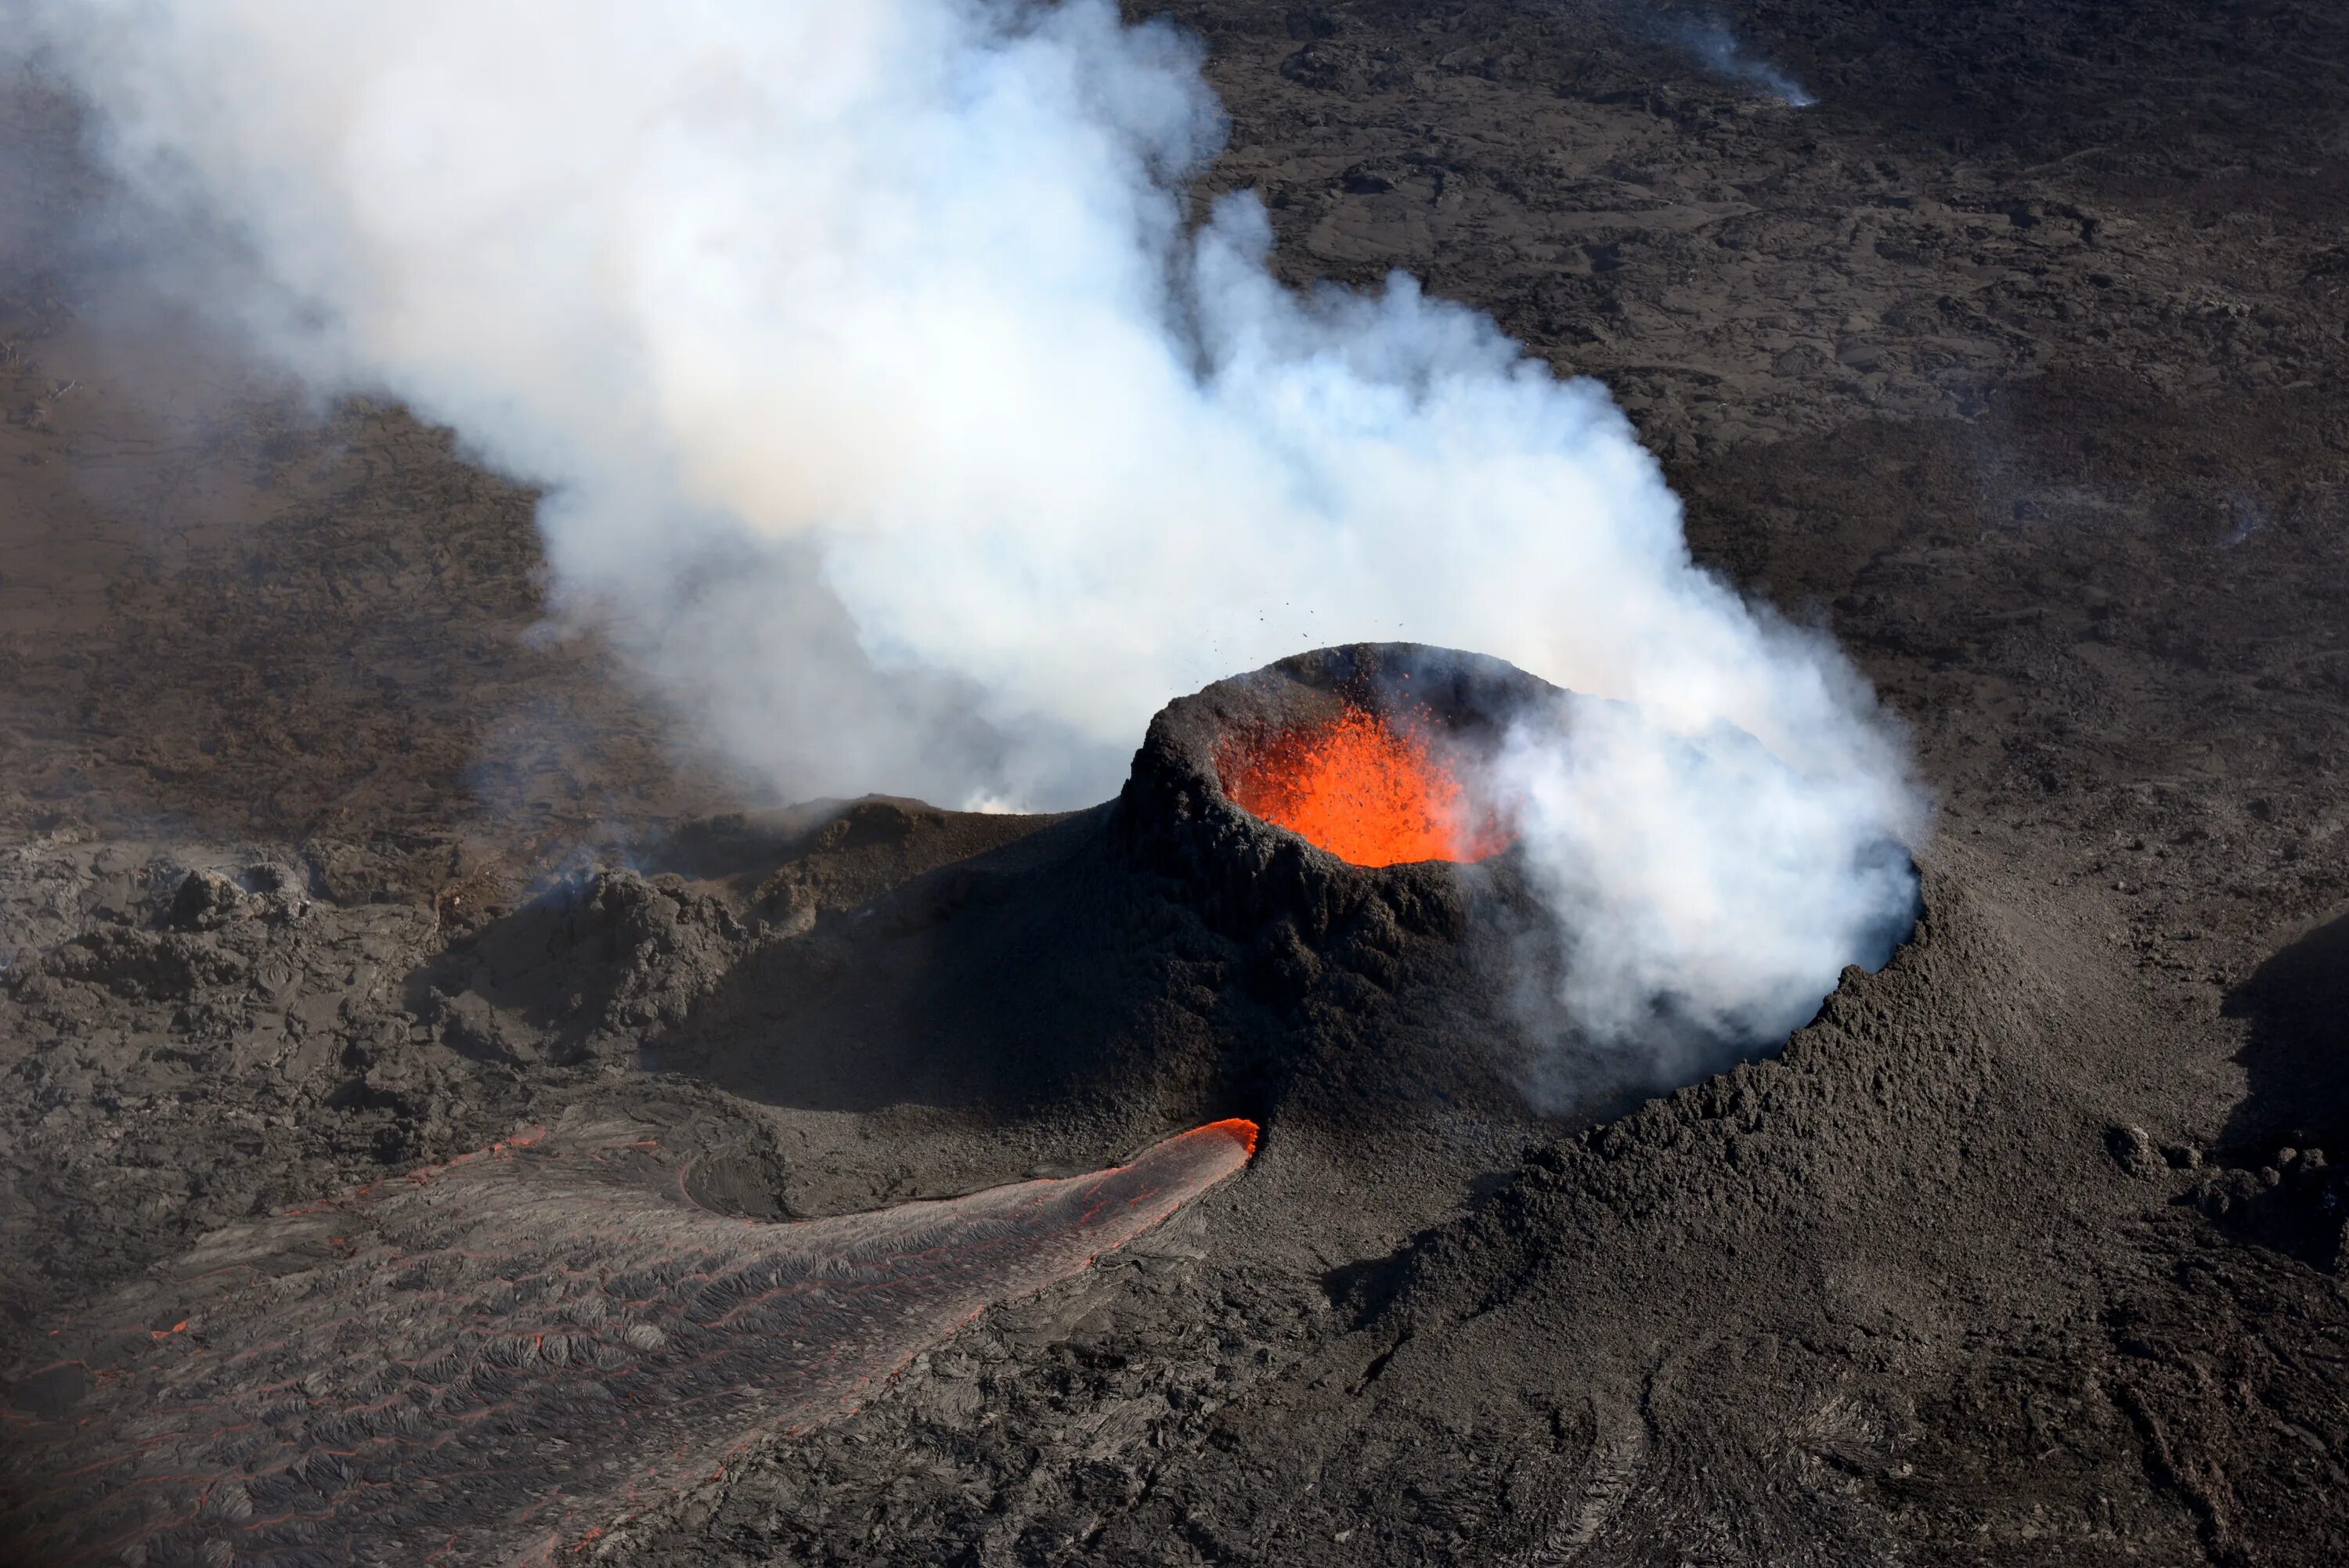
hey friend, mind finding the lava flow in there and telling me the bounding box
[0,1119,1258,1568]
[1220,703,1512,867]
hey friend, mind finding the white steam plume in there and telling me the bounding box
[20,0,1919,1061]
[1658,12,1818,107]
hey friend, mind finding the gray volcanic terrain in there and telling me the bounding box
[5,2,2349,1565]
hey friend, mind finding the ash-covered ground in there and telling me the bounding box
[5,2,2349,1563]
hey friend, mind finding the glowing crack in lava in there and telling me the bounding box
[1219,704,1512,867]
[0,1118,1257,1567]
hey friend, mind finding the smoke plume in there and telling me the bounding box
[1657,12,1819,107]
[18,0,1918,1063]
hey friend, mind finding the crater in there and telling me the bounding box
[1118,643,1556,944]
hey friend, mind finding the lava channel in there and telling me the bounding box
[0,1119,1257,1567]
[1219,702,1512,867]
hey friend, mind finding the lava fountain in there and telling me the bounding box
[1217,702,1512,867]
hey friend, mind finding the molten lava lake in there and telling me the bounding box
[1218,703,1513,868]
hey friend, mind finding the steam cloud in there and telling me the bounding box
[20,1,1917,1070]
[1661,13,1819,107]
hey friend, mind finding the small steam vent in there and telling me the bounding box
[1119,643,1556,940]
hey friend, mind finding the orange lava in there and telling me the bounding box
[1193,1117,1261,1157]
[1220,705,1512,867]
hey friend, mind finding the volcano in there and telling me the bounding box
[3,642,1915,1566]
[10,5,2349,1559]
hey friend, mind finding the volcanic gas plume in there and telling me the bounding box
[0,1119,1257,1567]
[19,0,1923,1070]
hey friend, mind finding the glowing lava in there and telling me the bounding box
[1220,704,1512,867]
